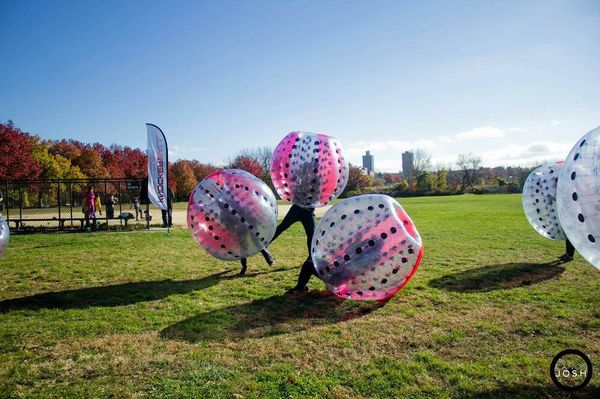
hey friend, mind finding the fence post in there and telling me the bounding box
[57,179,62,230]
[145,178,150,230]
[4,180,8,220]
[18,184,22,221]
[104,179,108,229]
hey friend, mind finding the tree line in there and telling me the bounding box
[1,121,535,202]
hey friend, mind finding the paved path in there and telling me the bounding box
[166,204,331,226]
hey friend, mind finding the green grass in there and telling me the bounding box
[0,194,598,398]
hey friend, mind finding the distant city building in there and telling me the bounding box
[362,150,374,175]
[402,151,414,179]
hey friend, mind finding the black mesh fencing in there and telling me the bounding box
[0,179,153,232]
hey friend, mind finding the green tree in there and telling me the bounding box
[416,171,435,193]
[436,168,448,192]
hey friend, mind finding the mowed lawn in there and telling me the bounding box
[0,194,598,398]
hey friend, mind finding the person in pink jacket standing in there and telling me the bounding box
[82,185,96,229]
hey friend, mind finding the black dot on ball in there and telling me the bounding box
[357,291,363,295]
[402,257,408,263]
[333,261,339,267]
[214,236,220,240]
[208,226,213,230]
[344,255,351,261]
[392,269,399,274]
[381,279,388,284]
[205,216,210,221]
[571,171,576,180]
[368,240,375,246]
[231,210,237,215]
[578,214,585,222]
[354,209,360,214]
[240,217,245,223]
[580,139,587,147]
[574,153,580,161]
[321,230,326,236]
[248,225,253,230]
[369,286,375,291]
[378,204,384,208]
[224,203,229,208]
[588,234,596,243]
[341,215,347,220]
[572,192,578,201]
[368,206,374,211]
[330,222,335,227]
[381,232,387,239]
[390,227,397,234]
[325,266,330,272]
[356,247,363,254]
[408,248,414,254]
[220,244,226,249]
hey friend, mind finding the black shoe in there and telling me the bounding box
[265,254,274,267]
[285,286,309,296]
[560,254,573,262]
[239,265,247,277]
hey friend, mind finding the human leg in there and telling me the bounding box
[239,258,247,276]
[261,249,274,266]
[270,207,299,243]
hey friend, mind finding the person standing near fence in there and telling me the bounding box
[82,185,96,229]
[94,192,102,224]
[106,194,116,219]
[133,195,143,221]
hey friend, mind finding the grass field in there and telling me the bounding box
[0,194,598,398]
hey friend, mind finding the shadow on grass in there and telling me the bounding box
[464,384,599,399]
[160,291,387,342]
[0,267,292,312]
[428,260,566,293]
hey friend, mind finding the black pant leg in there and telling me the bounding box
[261,249,273,265]
[300,211,316,255]
[296,257,317,288]
[270,207,299,243]
[566,239,575,257]
[239,258,247,275]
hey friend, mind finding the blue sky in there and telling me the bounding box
[1,0,599,172]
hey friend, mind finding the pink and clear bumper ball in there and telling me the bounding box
[0,216,9,257]
[557,127,600,270]
[271,131,349,208]
[187,169,278,261]
[522,162,566,240]
[311,194,423,300]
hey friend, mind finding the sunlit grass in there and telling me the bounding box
[0,194,598,398]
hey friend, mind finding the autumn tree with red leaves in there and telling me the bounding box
[229,155,264,178]
[0,122,42,180]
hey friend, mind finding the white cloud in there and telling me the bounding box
[342,126,569,173]
[476,141,571,166]
[453,126,524,140]
[168,145,206,160]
